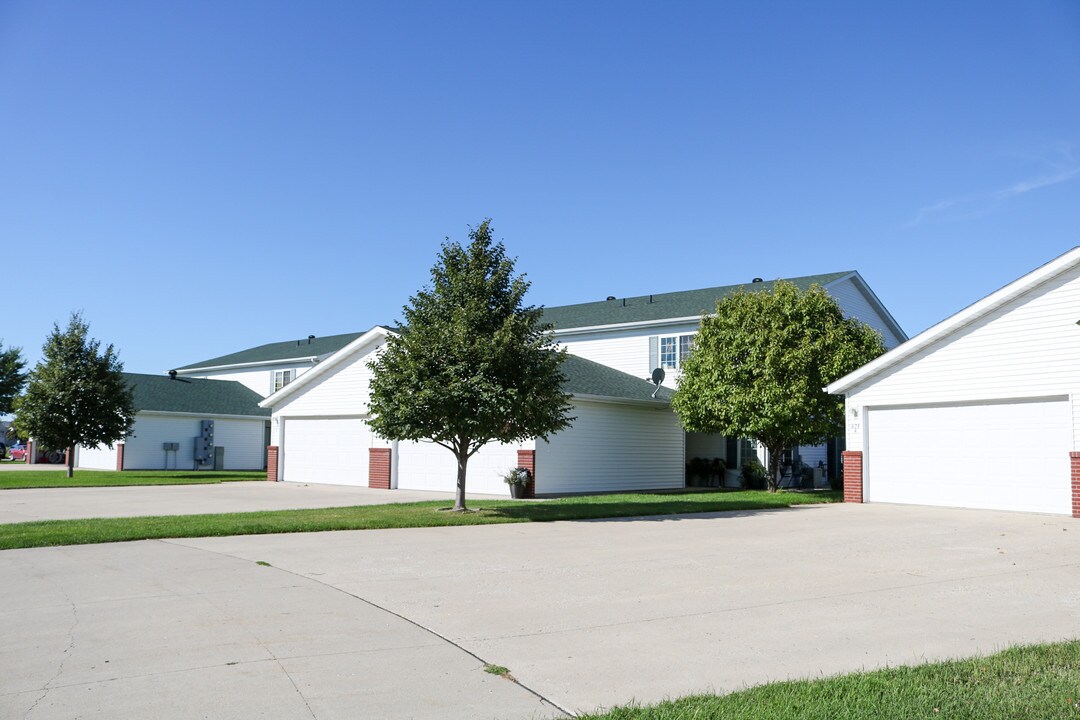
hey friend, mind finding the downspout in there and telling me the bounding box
[390,439,399,489]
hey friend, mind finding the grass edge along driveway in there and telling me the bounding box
[0,489,840,550]
[578,640,1080,720]
[0,470,266,490]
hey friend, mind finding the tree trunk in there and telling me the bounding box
[453,450,469,511]
[66,446,75,478]
[766,443,782,493]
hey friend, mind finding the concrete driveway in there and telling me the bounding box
[0,482,503,523]
[3,503,1079,718]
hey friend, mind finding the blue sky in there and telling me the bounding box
[2,1,1078,373]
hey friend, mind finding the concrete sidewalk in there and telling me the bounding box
[0,482,503,523]
[3,503,1079,718]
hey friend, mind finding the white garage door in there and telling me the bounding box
[282,418,371,486]
[866,399,1071,515]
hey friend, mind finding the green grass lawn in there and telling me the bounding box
[580,641,1080,720]
[0,470,267,490]
[0,489,839,549]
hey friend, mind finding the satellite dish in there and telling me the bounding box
[650,367,665,398]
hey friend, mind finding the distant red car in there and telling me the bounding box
[8,443,26,461]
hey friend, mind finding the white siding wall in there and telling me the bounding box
[557,320,700,387]
[396,439,530,496]
[275,351,378,417]
[185,363,313,397]
[123,414,266,470]
[825,276,904,348]
[844,262,1080,453]
[76,443,118,470]
[535,400,685,494]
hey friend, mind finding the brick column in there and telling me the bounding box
[26,440,34,464]
[116,443,125,471]
[266,446,278,481]
[369,448,391,489]
[842,451,863,503]
[1070,452,1080,519]
[517,449,536,498]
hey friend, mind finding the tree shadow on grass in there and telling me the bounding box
[484,500,831,523]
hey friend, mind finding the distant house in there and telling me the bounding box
[543,271,906,484]
[258,328,680,495]
[75,373,270,471]
[827,248,1080,517]
[177,270,901,495]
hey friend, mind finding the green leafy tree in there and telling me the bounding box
[0,341,27,415]
[367,220,573,511]
[14,313,136,477]
[672,280,885,492]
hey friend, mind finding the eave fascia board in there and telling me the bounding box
[174,357,320,374]
[570,392,672,407]
[138,410,270,421]
[259,327,394,409]
[553,316,704,337]
[826,246,1080,395]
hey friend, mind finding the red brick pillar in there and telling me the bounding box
[369,448,391,489]
[116,443,125,471]
[842,451,863,503]
[1070,452,1080,519]
[517,449,536,498]
[266,446,278,482]
[26,440,34,464]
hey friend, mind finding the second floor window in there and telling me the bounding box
[660,334,695,369]
[274,370,293,392]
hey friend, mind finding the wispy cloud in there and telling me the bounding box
[905,144,1079,227]
[993,164,1080,199]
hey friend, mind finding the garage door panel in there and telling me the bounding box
[866,400,1071,515]
[283,418,371,486]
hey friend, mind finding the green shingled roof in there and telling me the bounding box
[540,272,853,330]
[126,373,270,417]
[175,330,383,370]
[559,354,672,403]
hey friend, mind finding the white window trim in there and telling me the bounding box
[273,369,293,393]
[658,333,696,370]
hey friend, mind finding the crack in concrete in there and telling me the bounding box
[22,594,78,720]
[165,540,572,718]
[187,586,320,720]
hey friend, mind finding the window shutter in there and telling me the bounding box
[648,336,658,370]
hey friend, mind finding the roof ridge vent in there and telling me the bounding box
[752,277,763,283]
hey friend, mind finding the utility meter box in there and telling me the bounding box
[194,420,215,465]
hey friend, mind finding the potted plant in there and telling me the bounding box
[503,466,531,499]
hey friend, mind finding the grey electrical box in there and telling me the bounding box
[194,420,215,465]
[163,442,179,451]
[213,446,225,471]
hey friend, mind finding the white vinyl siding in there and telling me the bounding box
[276,349,378,417]
[824,276,904,349]
[535,401,684,494]
[844,262,1080,454]
[181,364,312,398]
[396,440,528,496]
[865,400,1071,515]
[76,443,119,470]
[557,333,651,379]
[281,417,372,486]
[120,414,266,470]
